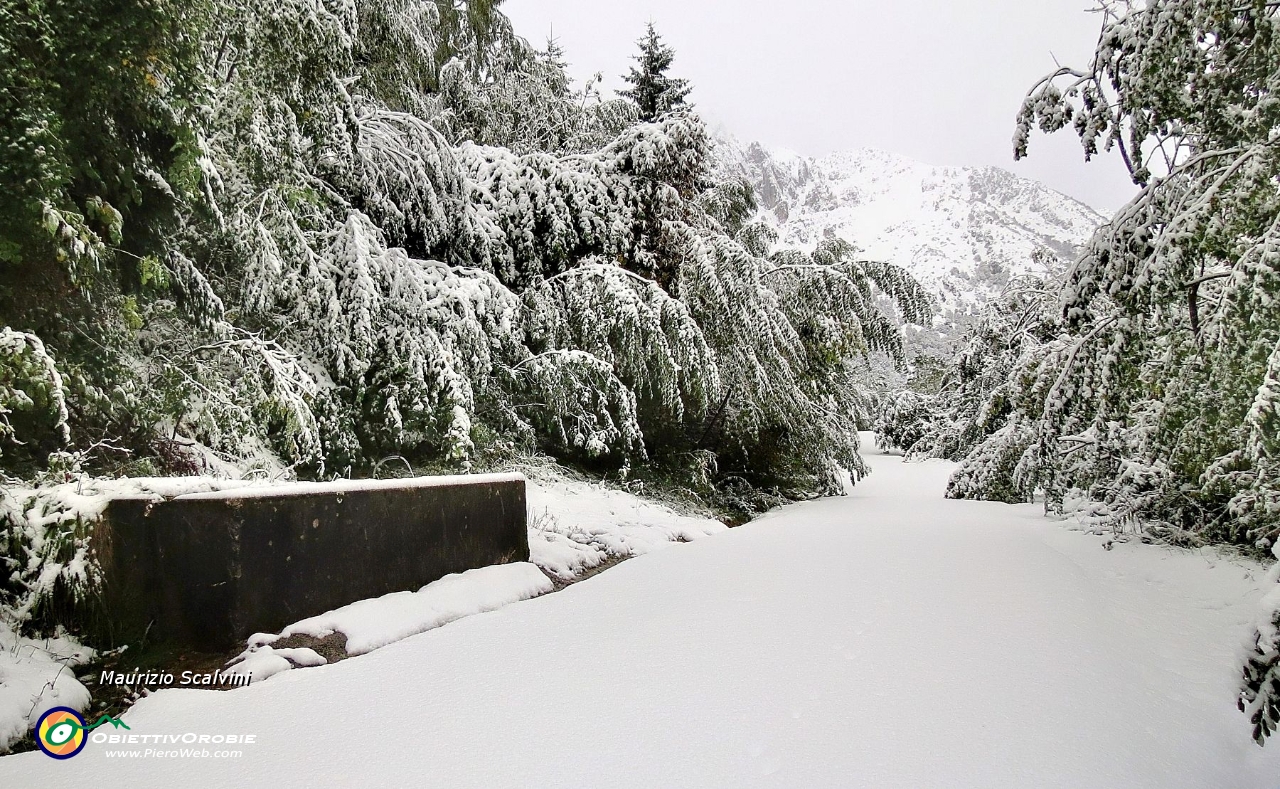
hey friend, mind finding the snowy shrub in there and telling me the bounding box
[0,330,70,469]
[0,332,80,630]
[875,275,1066,504]
[873,390,939,457]
[946,419,1040,505]
[145,327,325,469]
[524,263,719,428]
[0,490,99,634]
[672,232,914,495]
[1242,544,1280,746]
[1242,624,1280,746]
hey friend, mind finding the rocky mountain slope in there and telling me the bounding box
[715,136,1107,311]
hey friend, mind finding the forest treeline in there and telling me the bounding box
[0,2,927,509]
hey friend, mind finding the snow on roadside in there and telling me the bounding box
[1,476,269,532]
[226,471,726,679]
[228,563,554,679]
[0,625,94,752]
[224,646,329,685]
[525,474,728,581]
[5,465,727,701]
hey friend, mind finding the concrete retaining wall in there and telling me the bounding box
[92,473,528,651]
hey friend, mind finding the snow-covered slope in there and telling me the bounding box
[716,135,1107,310]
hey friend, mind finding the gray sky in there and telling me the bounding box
[503,0,1139,214]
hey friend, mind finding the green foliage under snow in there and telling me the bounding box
[0,1,930,632]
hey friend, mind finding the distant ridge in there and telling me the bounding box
[714,133,1106,311]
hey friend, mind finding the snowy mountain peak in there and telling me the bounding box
[715,135,1107,311]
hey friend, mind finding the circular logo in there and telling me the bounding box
[34,707,88,759]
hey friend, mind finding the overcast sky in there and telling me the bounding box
[504,0,1139,214]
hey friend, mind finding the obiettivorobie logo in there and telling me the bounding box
[34,707,131,759]
[33,707,258,760]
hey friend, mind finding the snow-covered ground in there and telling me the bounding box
[0,465,726,744]
[525,472,728,581]
[227,563,555,683]
[223,470,727,680]
[0,628,93,751]
[3,446,1277,785]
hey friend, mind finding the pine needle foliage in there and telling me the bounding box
[620,23,692,123]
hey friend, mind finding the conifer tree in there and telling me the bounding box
[0,0,925,497]
[0,0,934,637]
[620,23,691,122]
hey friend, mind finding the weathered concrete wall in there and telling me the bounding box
[92,473,527,651]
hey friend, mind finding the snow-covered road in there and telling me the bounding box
[4,449,1279,787]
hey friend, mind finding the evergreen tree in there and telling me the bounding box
[1,0,932,634]
[0,0,212,475]
[620,23,691,123]
[877,273,1061,486]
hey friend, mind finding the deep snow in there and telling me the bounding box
[2,448,1278,786]
[230,562,554,675]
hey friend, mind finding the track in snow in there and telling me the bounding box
[3,447,1278,787]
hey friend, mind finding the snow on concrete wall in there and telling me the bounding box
[92,474,528,650]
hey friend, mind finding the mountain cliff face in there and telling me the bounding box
[715,137,1107,310]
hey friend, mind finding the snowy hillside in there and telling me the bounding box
[715,135,1106,310]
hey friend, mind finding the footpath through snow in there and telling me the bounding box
[3,446,1279,786]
